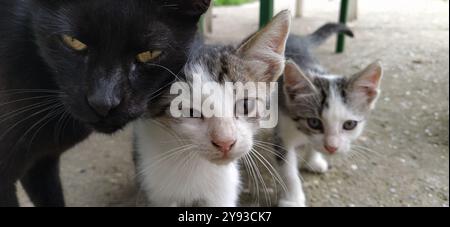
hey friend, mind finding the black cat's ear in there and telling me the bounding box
[177,0,212,17]
[347,61,384,110]
[283,60,317,100]
[237,10,291,83]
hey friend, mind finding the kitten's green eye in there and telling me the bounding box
[62,35,87,51]
[136,50,162,63]
[307,118,323,130]
[343,120,358,131]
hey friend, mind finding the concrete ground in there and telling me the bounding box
[18,0,449,207]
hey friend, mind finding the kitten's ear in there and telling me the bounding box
[177,0,212,17]
[237,10,291,82]
[283,61,317,99]
[348,61,384,110]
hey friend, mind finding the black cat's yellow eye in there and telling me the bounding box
[62,35,87,51]
[136,50,162,63]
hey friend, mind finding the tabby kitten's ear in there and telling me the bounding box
[238,10,291,83]
[283,60,317,100]
[347,61,384,110]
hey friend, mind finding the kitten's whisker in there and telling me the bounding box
[149,119,184,144]
[135,144,194,178]
[243,155,261,206]
[252,149,289,196]
[248,152,271,206]
[352,145,383,159]
[253,141,312,178]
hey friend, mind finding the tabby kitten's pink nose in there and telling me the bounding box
[212,139,237,154]
[325,145,338,154]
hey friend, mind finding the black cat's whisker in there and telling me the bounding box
[0,95,61,107]
[0,89,63,94]
[10,103,64,152]
[0,101,62,139]
[0,99,60,123]
[57,110,73,146]
[53,110,69,145]
[145,63,183,82]
[146,81,176,103]
[26,106,66,154]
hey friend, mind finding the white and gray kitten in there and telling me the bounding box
[134,11,291,207]
[274,24,383,207]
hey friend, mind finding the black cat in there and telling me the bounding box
[0,0,211,207]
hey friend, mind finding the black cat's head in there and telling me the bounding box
[30,0,210,133]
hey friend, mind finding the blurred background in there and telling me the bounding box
[18,0,449,207]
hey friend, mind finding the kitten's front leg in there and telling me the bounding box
[274,138,306,207]
[301,148,329,174]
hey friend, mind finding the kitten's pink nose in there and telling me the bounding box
[325,145,338,154]
[212,139,237,155]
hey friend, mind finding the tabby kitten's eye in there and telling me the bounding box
[62,35,87,51]
[343,120,358,131]
[307,118,323,131]
[136,50,162,63]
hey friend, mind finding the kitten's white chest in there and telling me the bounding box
[134,119,240,207]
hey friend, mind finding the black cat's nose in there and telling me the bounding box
[87,93,121,117]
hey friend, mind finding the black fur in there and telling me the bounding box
[0,0,210,207]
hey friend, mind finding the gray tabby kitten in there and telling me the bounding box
[274,24,384,207]
[134,11,291,207]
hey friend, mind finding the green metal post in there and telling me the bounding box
[336,0,349,53]
[260,0,274,29]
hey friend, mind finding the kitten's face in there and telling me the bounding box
[284,62,383,155]
[30,0,210,133]
[164,79,264,165]
[154,11,291,165]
